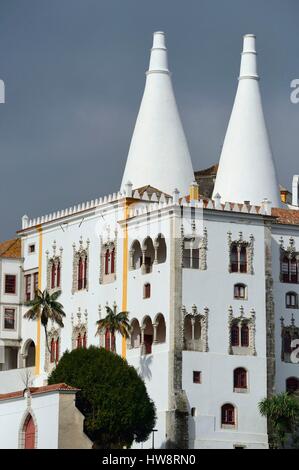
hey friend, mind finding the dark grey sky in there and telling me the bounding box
[0,0,298,239]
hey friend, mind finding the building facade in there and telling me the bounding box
[0,32,298,449]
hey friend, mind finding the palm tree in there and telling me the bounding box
[96,305,131,352]
[24,289,66,353]
[259,393,299,448]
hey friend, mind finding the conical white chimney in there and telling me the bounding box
[121,32,194,196]
[213,34,281,207]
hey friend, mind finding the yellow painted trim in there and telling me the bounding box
[35,225,43,375]
[121,200,132,359]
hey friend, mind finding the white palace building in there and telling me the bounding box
[0,32,299,449]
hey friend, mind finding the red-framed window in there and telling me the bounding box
[104,329,115,351]
[144,283,151,299]
[25,275,31,301]
[78,257,87,290]
[241,324,249,347]
[56,262,61,288]
[55,338,59,362]
[5,274,16,294]
[234,368,247,389]
[110,248,115,274]
[51,263,56,289]
[193,371,201,384]
[105,249,110,275]
[4,308,15,329]
[221,404,235,426]
[50,338,55,363]
[83,333,87,349]
[281,255,298,283]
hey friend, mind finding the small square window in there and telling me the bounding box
[29,244,35,254]
[5,275,16,294]
[4,308,15,329]
[193,371,201,384]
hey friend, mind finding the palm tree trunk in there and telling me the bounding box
[44,325,51,354]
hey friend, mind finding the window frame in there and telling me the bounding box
[4,274,17,295]
[3,307,16,330]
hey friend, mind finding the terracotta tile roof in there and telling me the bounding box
[135,185,170,198]
[272,208,299,226]
[0,383,79,401]
[0,238,21,259]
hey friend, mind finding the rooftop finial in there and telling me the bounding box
[148,31,169,74]
[239,34,258,80]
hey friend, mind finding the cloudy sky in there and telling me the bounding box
[0,0,298,239]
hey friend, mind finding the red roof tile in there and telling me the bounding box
[0,383,79,401]
[0,238,21,258]
[272,208,299,226]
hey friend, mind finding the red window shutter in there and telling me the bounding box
[78,258,83,290]
[33,272,38,294]
[55,338,59,363]
[222,404,235,425]
[241,325,249,347]
[110,248,115,274]
[51,263,56,289]
[24,415,35,449]
[50,338,55,362]
[105,250,110,275]
[83,257,87,288]
[105,329,111,351]
[77,333,82,349]
[56,262,61,288]
[234,368,247,389]
[83,333,87,349]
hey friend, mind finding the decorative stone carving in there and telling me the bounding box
[46,240,63,292]
[182,304,209,352]
[44,323,60,372]
[280,314,299,363]
[71,307,88,350]
[72,237,90,294]
[228,305,256,356]
[227,231,254,274]
[99,228,117,284]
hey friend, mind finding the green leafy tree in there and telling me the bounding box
[259,393,299,448]
[48,346,156,448]
[24,289,66,352]
[96,305,131,352]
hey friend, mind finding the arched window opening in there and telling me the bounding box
[156,235,167,264]
[286,377,299,394]
[231,244,238,273]
[143,283,151,299]
[155,314,166,343]
[143,317,153,354]
[286,292,298,308]
[193,317,201,341]
[23,414,36,449]
[234,368,247,390]
[231,323,240,347]
[25,341,36,367]
[240,246,247,273]
[290,257,298,283]
[130,319,141,348]
[130,240,142,270]
[283,331,292,354]
[76,333,82,349]
[105,249,110,275]
[78,258,84,290]
[142,237,155,274]
[104,328,115,351]
[241,324,249,347]
[183,315,193,346]
[83,333,87,349]
[234,283,247,300]
[51,263,56,289]
[56,261,61,288]
[55,338,59,363]
[50,338,55,363]
[221,404,236,427]
[110,248,115,274]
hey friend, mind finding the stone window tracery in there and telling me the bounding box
[228,306,256,355]
[72,237,89,293]
[182,305,209,352]
[280,314,299,363]
[71,308,88,350]
[227,231,254,274]
[46,241,62,292]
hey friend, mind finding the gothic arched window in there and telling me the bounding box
[221,404,236,427]
[23,414,36,449]
[241,324,249,347]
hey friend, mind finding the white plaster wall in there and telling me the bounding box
[0,392,60,449]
